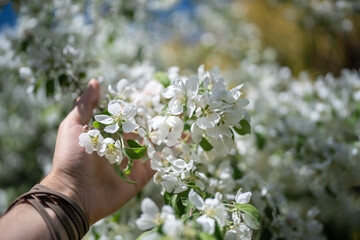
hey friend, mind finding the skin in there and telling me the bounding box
[0,79,155,239]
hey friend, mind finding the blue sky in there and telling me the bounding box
[0,2,17,30]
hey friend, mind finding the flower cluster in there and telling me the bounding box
[135,188,257,240]
[79,66,259,239]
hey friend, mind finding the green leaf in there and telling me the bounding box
[154,72,170,88]
[113,164,137,184]
[199,137,213,151]
[123,145,147,160]
[98,109,110,116]
[234,203,261,229]
[127,139,142,148]
[233,119,251,136]
[93,121,100,129]
[199,232,216,240]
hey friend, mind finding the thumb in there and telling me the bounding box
[66,79,100,125]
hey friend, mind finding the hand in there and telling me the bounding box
[41,79,155,224]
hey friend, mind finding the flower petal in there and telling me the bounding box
[104,123,120,133]
[186,76,199,99]
[188,189,205,210]
[108,102,122,115]
[168,97,183,115]
[94,115,114,125]
[116,79,128,92]
[122,104,137,119]
[187,100,196,118]
[225,230,237,240]
[122,120,139,133]
[191,123,203,143]
[141,198,159,216]
[196,215,215,234]
[162,85,180,99]
[235,190,252,204]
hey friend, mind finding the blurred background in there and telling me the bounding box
[0,0,359,239]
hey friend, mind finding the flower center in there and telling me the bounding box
[152,213,165,226]
[204,205,215,218]
[91,135,99,145]
[106,143,116,155]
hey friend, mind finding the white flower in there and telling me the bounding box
[225,225,253,240]
[162,77,199,116]
[150,116,184,147]
[162,217,184,238]
[196,112,220,130]
[101,138,123,164]
[235,189,252,204]
[94,101,139,134]
[135,198,176,230]
[188,189,227,234]
[79,130,104,155]
[190,122,203,143]
[161,172,188,194]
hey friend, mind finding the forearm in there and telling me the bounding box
[0,179,89,240]
[0,202,64,240]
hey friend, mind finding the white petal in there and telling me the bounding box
[162,85,180,99]
[163,219,183,237]
[79,133,91,147]
[173,181,188,194]
[151,116,166,130]
[225,230,237,240]
[122,120,138,133]
[141,198,159,216]
[196,215,215,234]
[116,79,128,92]
[135,215,156,230]
[105,153,117,164]
[186,76,199,99]
[85,145,94,154]
[235,190,252,204]
[238,224,253,240]
[214,206,227,227]
[188,189,205,210]
[212,89,228,101]
[187,100,196,118]
[167,116,183,129]
[168,97,183,115]
[103,137,115,144]
[166,131,180,147]
[208,112,220,124]
[108,102,122,115]
[162,175,179,192]
[94,115,114,125]
[122,104,137,119]
[197,116,215,130]
[158,124,170,140]
[161,205,174,215]
[195,180,205,191]
[104,123,120,133]
[87,129,100,137]
[191,123,203,143]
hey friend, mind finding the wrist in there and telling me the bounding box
[40,172,90,222]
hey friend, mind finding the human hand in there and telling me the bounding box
[41,79,155,225]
